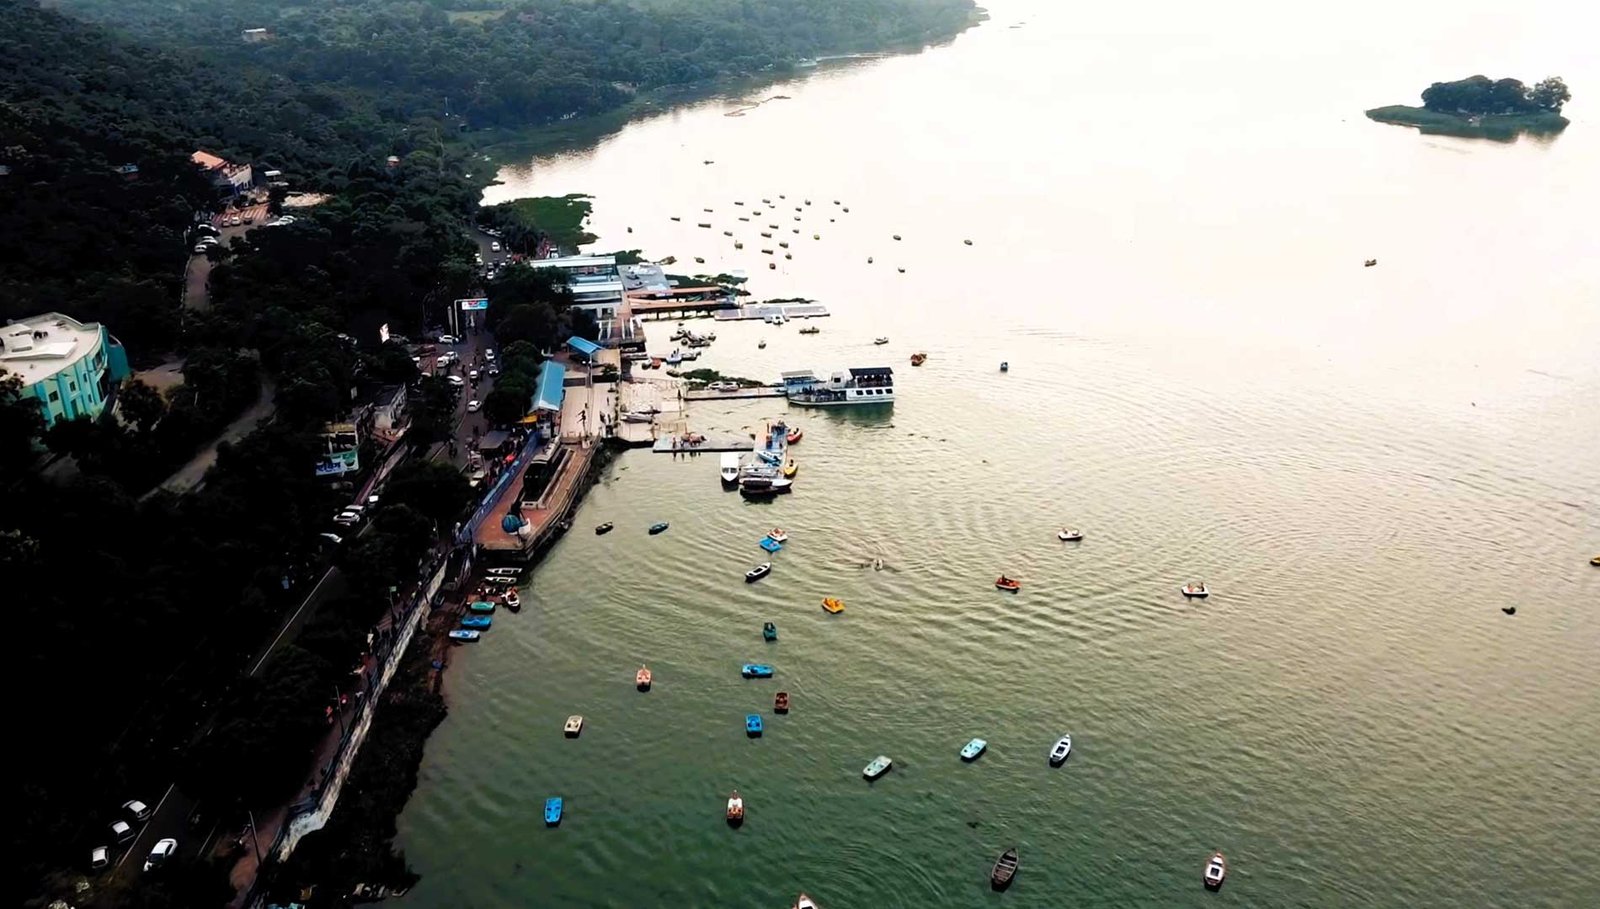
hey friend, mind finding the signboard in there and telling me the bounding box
[314,448,361,477]
[457,297,489,311]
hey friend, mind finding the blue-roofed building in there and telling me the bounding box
[566,336,601,360]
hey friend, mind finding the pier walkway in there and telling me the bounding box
[651,432,755,454]
[684,387,786,401]
[713,302,830,321]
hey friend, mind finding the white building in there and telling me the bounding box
[531,255,623,320]
[1,313,130,429]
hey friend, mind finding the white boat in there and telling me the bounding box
[739,475,792,497]
[863,755,893,780]
[720,453,741,485]
[793,894,819,909]
[563,715,584,737]
[1057,528,1084,541]
[783,368,895,407]
[486,567,522,576]
[621,411,655,424]
[766,528,789,543]
[1049,734,1072,766]
[873,336,889,345]
[665,349,683,365]
[1181,583,1210,598]
[1204,852,1227,890]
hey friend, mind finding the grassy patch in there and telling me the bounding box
[676,368,767,387]
[489,194,596,249]
[446,9,509,24]
[1365,105,1569,140]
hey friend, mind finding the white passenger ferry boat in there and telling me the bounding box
[782,367,895,407]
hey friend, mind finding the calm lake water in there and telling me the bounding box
[398,1,1600,905]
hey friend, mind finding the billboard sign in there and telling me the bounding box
[314,448,360,477]
[457,297,489,311]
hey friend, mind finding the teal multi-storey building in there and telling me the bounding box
[1,312,130,429]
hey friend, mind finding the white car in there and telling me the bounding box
[123,799,153,822]
[467,399,481,413]
[490,241,501,252]
[144,838,177,873]
[333,511,361,527]
[438,334,460,345]
[484,349,496,361]
[447,375,465,387]
[110,820,134,843]
[91,845,110,871]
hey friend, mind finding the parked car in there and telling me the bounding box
[319,532,344,548]
[468,369,480,382]
[490,241,501,252]
[466,399,481,413]
[90,845,110,871]
[228,216,242,227]
[144,838,177,873]
[123,799,153,822]
[488,365,501,377]
[111,820,134,843]
[438,334,460,345]
[485,349,496,361]
[447,375,466,388]
[193,244,211,254]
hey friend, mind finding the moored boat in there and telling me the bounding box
[544,797,563,826]
[910,352,926,366]
[961,738,988,761]
[563,715,584,737]
[746,714,763,736]
[863,755,892,780]
[648,522,670,535]
[460,615,492,629]
[995,575,1021,592]
[595,521,614,534]
[1590,554,1600,566]
[745,562,772,583]
[783,367,895,407]
[763,622,777,641]
[502,589,520,610]
[798,326,820,334]
[774,691,790,713]
[767,528,789,543]
[1204,852,1227,890]
[760,536,783,553]
[739,475,792,496]
[1058,528,1084,541]
[821,597,845,614]
[782,457,798,478]
[1049,734,1072,766]
[482,575,519,587]
[786,426,803,444]
[447,629,480,642]
[726,790,745,825]
[468,600,496,614]
[741,663,774,678]
[991,848,1019,890]
[636,666,652,690]
[720,453,741,486]
[1181,583,1210,598]
[486,567,522,577]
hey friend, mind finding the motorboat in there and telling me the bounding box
[763,622,778,641]
[1204,852,1227,890]
[995,576,1021,592]
[786,426,803,444]
[595,522,614,534]
[758,339,767,349]
[665,350,683,365]
[563,715,584,737]
[636,666,652,690]
[893,234,902,240]
[873,337,889,345]
[1590,554,1600,566]
[448,630,480,642]
[1501,606,1516,615]
[726,791,745,825]
[863,755,892,780]
[965,239,974,245]
[501,589,519,611]
[910,352,926,366]
[746,714,764,736]
[774,691,790,713]
[1181,583,1210,598]
[544,797,563,826]
[760,537,783,553]
[1058,528,1084,542]
[1364,258,1377,267]
[482,575,519,587]
[991,848,1019,890]
[486,567,522,577]
[1000,361,1009,372]
[767,528,789,543]
[821,597,845,614]
[468,600,496,614]
[720,454,741,486]
[798,326,820,335]
[739,476,792,497]
[960,738,988,761]
[793,894,818,909]
[460,615,492,630]
[746,562,772,583]
[648,522,670,535]
[741,663,774,678]
[1049,734,1072,766]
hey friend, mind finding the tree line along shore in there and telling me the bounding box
[1366,74,1571,139]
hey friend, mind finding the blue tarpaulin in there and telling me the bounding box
[532,361,567,412]
[567,335,601,359]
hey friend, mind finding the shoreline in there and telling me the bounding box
[1364,104,1570,140]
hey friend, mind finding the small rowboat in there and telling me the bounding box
[763,622,777,641]
[648,522,669,535]
[821,597,845,614]
[746,714,763,736]
[502,589,520,611]
[595,522,614,535]
[741,663,774,678]
[995,576,1021,592]
[767,528,789,543]
[746,562,772,583]
[910,352,926,366]
[1000,361,1009,372]
[960,738,988,761]
[469,600,496,614]
[1590,554,1600,566]
[760,537,783,553]
[793,894,818,909]
[544,797,563,826]
[1057,528,1084,541]
[563,715,584,737]
[726,790,744,825]
[1049,734,1072,766]
[874,337,889,345]
[1204,852,1227,890]
[447,630,480,642]
[1181,583,1210,598]
[774,691,790,713]
[863,755,892,780]
[636,666,652,690]
[786,427,802,444]
[460,615,492,629]
[991,848,1019,890]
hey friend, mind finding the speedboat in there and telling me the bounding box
[991,848,1019,890]
[758,339,767,349]
[665,349,682,365]
[720,454,741,485]
[960,738,988,761]
[746,562,772,583]
[544,797,563,826]
[726,791,745,825]
[636,666,652,690]
[1181,583,1210,598]
[793,894,818,909]
[741,663,774,678]
[648,522,670,535]
[763,622,777,641]
[995,576,1021,592]
[1049,734,1072,766]
[863,755,892,780]
[821,597,845,614]
[746,714,763,736]
[767,528,789,543]
[873,337,889,345]
[447,630,480,642]
[1204,852,1227,890]
[469,600,496,614]
[482,575,519,587]
[486,567,522,577]
[460,615,492,630]
[786,427,803,444]
[563,715,584,737]
[774,691,790,713]
[1058,528,1084,541]
[501,590,519,611]
[595,522,614,535]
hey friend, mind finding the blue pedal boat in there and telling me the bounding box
[759,537,783,553]
[468,600,496,614]
[544,797,563,826]
[961,738,988,761]
[460,615,492,630]
[746,714,764,736]
[741,663,774,679]
[447,630,480,642]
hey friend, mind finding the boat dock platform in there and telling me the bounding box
[713,303,830,322]
[684,387,786,401]
[475,441,599,558]
[651,432,756,454]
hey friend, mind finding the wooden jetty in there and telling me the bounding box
[684,387,786,401]
[651,432,756,453]
[713,303,830,322]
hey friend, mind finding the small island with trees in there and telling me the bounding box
[1367,75,1571,139]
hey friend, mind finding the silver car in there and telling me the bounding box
[144,838,177,873]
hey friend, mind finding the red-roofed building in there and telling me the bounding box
[191,150,253,194]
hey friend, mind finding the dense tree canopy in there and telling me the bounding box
[1420,74,1571,116]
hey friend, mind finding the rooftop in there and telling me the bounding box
[532,255,616,271]
[191,150,249,174]
[0,313,106,384]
